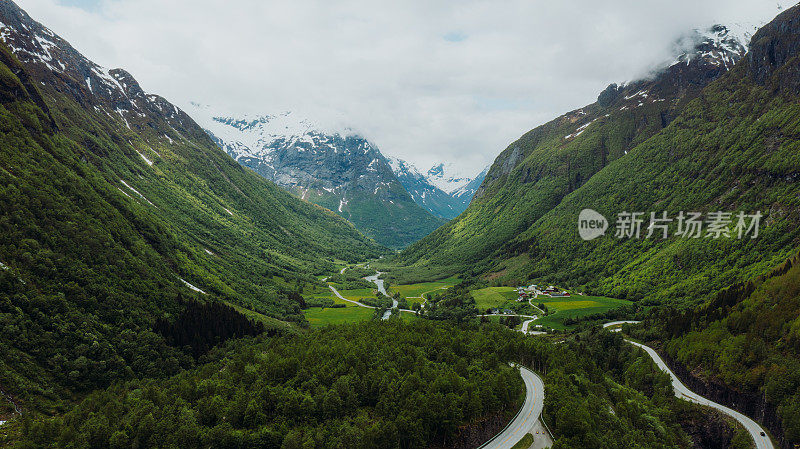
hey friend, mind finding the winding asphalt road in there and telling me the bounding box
[626,340,774,449]
[479,366,549,449]
[602,320,641,331]
[328,284,375,309]
[601,321,773,448]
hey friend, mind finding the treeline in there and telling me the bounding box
[154,296,270,358]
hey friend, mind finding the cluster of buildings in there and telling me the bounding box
[487,308,515,315]
[516,284,571,301]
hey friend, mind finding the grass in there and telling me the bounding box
[510,433,534,449]
[387,278,458,300]
[388,278,458,298]
[405,297,425,308]
[304,305,374,328]
[337,287,376,301]
[534,295,632,330]
[471,286,519,310]
[398,311,421,323]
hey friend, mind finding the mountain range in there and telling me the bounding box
[187,105,486,245]
[387,157,488,219]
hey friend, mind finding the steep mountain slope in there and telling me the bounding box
[187,105,445,248]
[387,157,485,219]
[633,251,800,448]
[0,0,383,411]
[393,22,800,301]
[450,166,488,211]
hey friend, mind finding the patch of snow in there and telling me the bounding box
[424,162,478,194]
[624,90,649,100]
[120,180,154,206]
[137,151,153,166]
[179,278,206,294]
[114,107,131,129]
[116,187,132,198]
[565,121,594,140]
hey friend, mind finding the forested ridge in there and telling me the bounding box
[7,321,744,449]
[0,2,383,419]
[11,322,525,449]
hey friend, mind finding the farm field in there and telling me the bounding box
[336,287,376,302]
[534,295,632,329]
[304,305,374,327]
[471,286,518,311]
[388,278,458,301]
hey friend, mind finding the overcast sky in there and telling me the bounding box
[17,0,796,176]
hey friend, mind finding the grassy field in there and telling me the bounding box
[304,287,378,328]
[534,295,631,329]
[388,278,458,300]
[304,305,374,327]
[406,297,425,308]
[398,311,421,323]
[335,287,376,302]
[471,286,519,310]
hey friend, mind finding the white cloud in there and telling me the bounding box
[17,0,795,176]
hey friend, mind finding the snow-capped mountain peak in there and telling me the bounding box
[386,157,487,219]
[183,104,445,247]
[425,162,475,194]
[670,24,748,70]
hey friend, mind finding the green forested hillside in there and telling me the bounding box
[300,184,446,250]
[12,322,525,449]
[393,11,800,305]
[8,321,733,449]
[632,251,800,446]
[0,13,383,415]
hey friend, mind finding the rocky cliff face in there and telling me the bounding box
[749,4,800,92]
